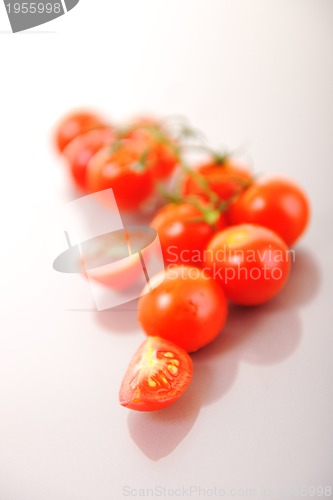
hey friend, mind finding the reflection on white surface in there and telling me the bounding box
[95,248,320,461]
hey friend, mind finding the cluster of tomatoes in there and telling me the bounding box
[55,110,310,412]
[55,110,179,210]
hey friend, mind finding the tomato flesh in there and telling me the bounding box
[119,337,193,411]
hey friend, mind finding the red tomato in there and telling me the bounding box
[125,118,179,179]
[227,175,310,247]
[205,224,291,305]
[55,111,105,153]
[79,229,145,290]
[63,128,115,191]
[138,266,228,352]
[182,159,252,203]
[119,337,193,411]
[86,139,155,211]
[86,252,143,289]
[151,199,227,266]
[146,141,179,180]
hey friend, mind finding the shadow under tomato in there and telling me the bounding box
[191,303,302,406]
[126,304,303,461]
[95,298,140,333]
[127,387,200,461]
[126,247,320,460]
[272,248,321,310]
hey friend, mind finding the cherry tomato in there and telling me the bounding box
[146,141,179,180]
[79,229,142,289]
[86,139,155,211]
[80,227,157,290]
[63,128,115,191]
[119,337,193,411]
[138,265,228,352]
[151,199,227,266]
[182,158,252,203]
[205,224,291,305]
[125,117,179,179]
[55,111,105,153]
[227,175,310,247]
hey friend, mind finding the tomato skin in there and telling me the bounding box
[84,253,143,289]
[125,118,179,179]
[63,128,115,191]
[227,176,310,247]
[205,224,291,305]
[55,111,105,153]
[138,266,228,353]
[80,235,143,291]
[80,227,157,290]
[151,200,227,266]
[119,337,193,411]
[182,159,252,202]
[86,140,155,211]
[146,141,179,180]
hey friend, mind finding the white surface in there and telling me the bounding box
[0,1,332,499]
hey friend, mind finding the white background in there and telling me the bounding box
[0,1,332,499]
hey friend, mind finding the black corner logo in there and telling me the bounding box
[4,0,80,33]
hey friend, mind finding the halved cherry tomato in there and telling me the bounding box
[227,175,310,247]
[205,224,291,305]
[86,139,155,211]
[125,117,179,179]
[138,265,228,352]
[55,111,106,153]
[119,337,193,411]
[63,127,115,191]
[182,158,252,203]
[151,198,227,266]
